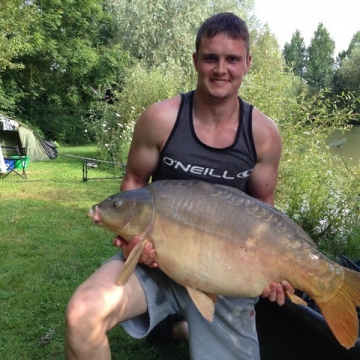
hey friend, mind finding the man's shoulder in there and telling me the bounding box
[146,94,182,116]
[135,94,183,145]
[252,107,279,133]
[251,107,281,154]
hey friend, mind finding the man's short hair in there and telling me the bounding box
[195,12,250,55]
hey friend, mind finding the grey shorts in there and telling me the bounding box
[106,252,260,360]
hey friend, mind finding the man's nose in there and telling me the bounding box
[215,59,226,73]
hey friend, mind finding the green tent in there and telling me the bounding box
[0,114,58,175]
[0,114,55,162]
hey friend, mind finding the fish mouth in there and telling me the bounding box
[88,206,102,224]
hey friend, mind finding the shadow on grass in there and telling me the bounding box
[109,327,189,360]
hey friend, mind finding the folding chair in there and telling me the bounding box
[1,146,27,179]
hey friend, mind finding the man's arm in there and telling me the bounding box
[121,108,163,191]
[247,108,294,305]
[246,108,282,206]
[115,97,181,266]
[120,96,180,191]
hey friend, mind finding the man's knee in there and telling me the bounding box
[66,288,104,331]
[65,287,117,359]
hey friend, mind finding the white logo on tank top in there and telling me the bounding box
[162,156,252,180]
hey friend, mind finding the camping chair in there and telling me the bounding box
[1,146,27,179]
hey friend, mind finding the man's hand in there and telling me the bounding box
[261,281,295,306]
[113,235,158,268]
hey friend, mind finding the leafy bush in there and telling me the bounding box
[86,61,193,164]
[274,91,360,256]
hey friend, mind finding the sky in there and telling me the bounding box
[254,0,360,54]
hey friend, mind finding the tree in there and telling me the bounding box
[0,1,41,114]
[330,31,360,115]
[0,0,39,71]
[335,31,360,68]
[346,31,360,57]
[109,0,256,73]
[331,48,360,114]
[0,0,132,143]
[305,23,335,91]
[243,24,301,120]
[283,30,307,78]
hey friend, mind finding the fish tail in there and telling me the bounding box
[315,269,360,349]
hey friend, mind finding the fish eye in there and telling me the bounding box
[112,200,121,208]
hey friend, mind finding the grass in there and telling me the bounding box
[0,145,358,360]
[0,145,188,360]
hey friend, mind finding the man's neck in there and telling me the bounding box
[192,89,240,125]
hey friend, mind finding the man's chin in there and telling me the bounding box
[208,92,230,101]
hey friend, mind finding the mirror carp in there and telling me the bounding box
[89,179,360,349]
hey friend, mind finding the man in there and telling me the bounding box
[65,12,293,359]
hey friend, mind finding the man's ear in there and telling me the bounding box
[192,52,199,72]
[245,54,252,74]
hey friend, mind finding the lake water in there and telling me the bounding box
[327,125,360,167]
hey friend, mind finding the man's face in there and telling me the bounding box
[193,33,251,101]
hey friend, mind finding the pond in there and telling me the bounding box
[327,125,360,167]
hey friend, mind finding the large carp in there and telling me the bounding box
[88,179,360,349]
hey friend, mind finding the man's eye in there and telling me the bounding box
[228,57,240,63]
[204,56,217,62]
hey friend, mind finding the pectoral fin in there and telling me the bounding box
[117,241,145,286]
[186,286,216,322]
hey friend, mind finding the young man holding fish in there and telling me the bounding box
[66,12,294,359]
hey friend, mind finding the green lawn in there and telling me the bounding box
[0,145,188,360]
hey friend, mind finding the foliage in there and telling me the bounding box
[283,30,307,78]
[0,0,132,143]
[249,24,283,73]
[304,23,335,91]
[330,31,360,117]
[283,25,360,100]
[336,47,360,90]
[243,35,360,255]
[0,77,23,114]
[331,49,360,114]
[0,1,40,114]
[86,61,191,164]
[0,0,39,71]
[336,30,360,64]
[275,91,360,255]
[242,25,301,122]
[110,0,255,73]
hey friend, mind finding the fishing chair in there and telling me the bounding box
[1,146,27,179]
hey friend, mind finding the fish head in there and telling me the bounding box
[88,187,155,241]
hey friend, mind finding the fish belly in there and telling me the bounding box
[151,218,282,298]
[148,181,344,299]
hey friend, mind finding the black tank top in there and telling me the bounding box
[152,91,257,191]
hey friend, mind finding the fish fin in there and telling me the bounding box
[314,269,360,349]
[186,286,215,322]
[117,241,144,286]
[285,290,307,305]
[205,293,217,303]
